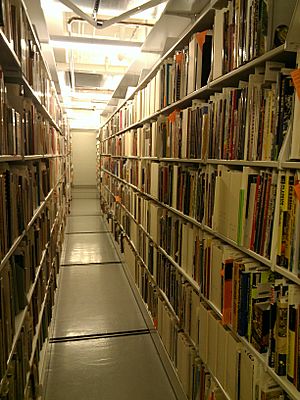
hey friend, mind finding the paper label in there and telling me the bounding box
[294,183,300,202]
[291,68,300,101]
[175,52,183,63]
[168,110,177,124]
[196,30,208,50]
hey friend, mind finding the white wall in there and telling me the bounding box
[72,130,97,186]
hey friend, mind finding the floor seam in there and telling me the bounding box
[49,328,153,343]
[59,261,122,267]
[68,214,101,217]
[65,231,109,234]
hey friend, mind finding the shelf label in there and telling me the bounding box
[168,110,178,124]
[294,183,300,202]
[196,30,208,50]
[291,68,300,101]
[175,52,183,63]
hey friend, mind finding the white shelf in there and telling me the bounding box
[105,194,300,400]
[102,167,276,271]
[97,1,300,397]
[206,159,279,168]
[281,161,300,169]
[100,44,296,142]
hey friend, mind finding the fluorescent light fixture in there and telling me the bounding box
[63,100,107,109]
[70,92,112,101]
[50,35,142,47]
[50,38,141,59]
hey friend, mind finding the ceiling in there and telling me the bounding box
[24,0,205,130]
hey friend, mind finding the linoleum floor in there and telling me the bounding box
[42,187,185,400]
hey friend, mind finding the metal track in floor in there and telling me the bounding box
[50,328,152,343]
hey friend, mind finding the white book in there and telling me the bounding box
[155,69,161,112]
[186,224,195,277]
[150,76,156,116]
[151,121,157,157]
[214,165,230,237]
[162,306,171,355]
[210,240,223,312]
[181,222,189,272]
[187,34,197,94]
[149,202,161,243]
[227,169,243,241]
[225,332,241,400]
[130,220,139,249]
[212,173,222,232]
[177,332,191,395]
[190,289,199,345]
[216,323,228,389]
[207,311,219,376]
[181,108,189,159]
[198,302,209,364]
[150,162,159,198]
[136,127,141,157]
[240,348,258,400]
[172,165,179,209]
[212,8,225,80]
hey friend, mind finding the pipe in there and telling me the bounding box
[58,0,165,30]
[67,16,154,28]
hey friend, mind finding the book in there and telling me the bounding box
[207,311,220,376]
[290,54,300,160]
[212,8,226,80]
[225,331,241,399]
[275,294,288,376]
[240,348,258,400]
[198,301,209,364]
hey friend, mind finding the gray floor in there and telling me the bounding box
[66,215,108,233]
[43,187,185,400]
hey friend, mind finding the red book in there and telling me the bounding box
[222,259,233,326]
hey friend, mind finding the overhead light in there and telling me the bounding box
[50,40,141,59]
[50,35,142,51]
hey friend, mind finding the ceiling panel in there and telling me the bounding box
[71,0,94,9]
[74,72,103,88]
[70,0,143,12]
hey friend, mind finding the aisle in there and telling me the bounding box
[42,187,186,400]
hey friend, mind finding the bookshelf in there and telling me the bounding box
[0,0,70,398]
[97,1,300,399]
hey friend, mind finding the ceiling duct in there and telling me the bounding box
[58,0,167,30]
